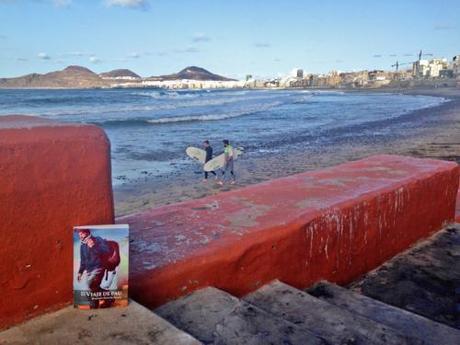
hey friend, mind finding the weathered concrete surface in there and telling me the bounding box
[0,300,201,345]
[156,287,326,345]
[245,280,422,345]
[156,287,239,344]
[121,155,459,309]
[308,281,460,345]
[0,115,114,330]
[349,223,460,329]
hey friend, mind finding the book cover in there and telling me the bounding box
[73,224,129,309]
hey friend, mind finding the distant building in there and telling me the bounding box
[368,70,386,81]
[429,58,448,77]
[412,59,430,78]
[453,55,460,77]
[412,58,449,78]
[339,71,368,88]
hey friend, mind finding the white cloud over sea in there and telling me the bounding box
[0,0,149,10]
[53,0,71,7]
[89,56,102,64]
[105,0,149,9]
[254,42,271,48]
[192,33,211,43]
[38,52,51,60]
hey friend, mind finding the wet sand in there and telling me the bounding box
[114,87,460,217]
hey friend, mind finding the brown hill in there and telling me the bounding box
[149,66,235,81]
[0,66,109,88]
[99,69,141,79]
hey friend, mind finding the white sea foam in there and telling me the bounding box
[146,101,282,124]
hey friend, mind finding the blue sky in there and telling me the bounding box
[1,0,459,79]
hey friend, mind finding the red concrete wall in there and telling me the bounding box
[456,177,460,222]
[121,155,459,309]
[0,115,114,330]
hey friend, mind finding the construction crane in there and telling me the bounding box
[391,60,411,72]
[391,50,434,71]
[418,50,433,60]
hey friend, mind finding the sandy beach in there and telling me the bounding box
[114,87,460,217]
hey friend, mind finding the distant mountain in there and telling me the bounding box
[0,65,236,89]
[149,66,235,81]
[0,66,108,88]
[99,69,141,79]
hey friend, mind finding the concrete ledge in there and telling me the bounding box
[121,155,459,309]
[0,115,114,330]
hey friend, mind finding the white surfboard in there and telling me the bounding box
[186,146,206,163]
[204,147,244,172]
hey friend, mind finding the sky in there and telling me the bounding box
[0,0,459,79]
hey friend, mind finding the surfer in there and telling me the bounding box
[203,140,217,181]
[219,139,236,185]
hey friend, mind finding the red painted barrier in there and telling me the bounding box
[0,115,114,330]
[456,177,460,222]
[121,155,459,309]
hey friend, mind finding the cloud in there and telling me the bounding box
[192,33,211,43]
[0,0,72,7]
[17,57,28,62]
[128,52,140,58]
[433,24,455,31]
[53,0,71,7]
[62,51,92,57]
[174,46,199,54]
[105,0,149,9]
[254,42,271,48]
[372,54,382,58]
[389,54,397,57]
[274,58,281,62]
[184,47,199,53]
[89,56,102,63]
[38,52,51,60]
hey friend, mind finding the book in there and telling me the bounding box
[73,224,129,309]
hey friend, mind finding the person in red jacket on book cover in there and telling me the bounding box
[77,229,114,308]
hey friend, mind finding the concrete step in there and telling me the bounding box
[0,301,201,345]
[349,224,460,329]
[308,281,460,345]
[244,280,424,345]
[155,286,327,345]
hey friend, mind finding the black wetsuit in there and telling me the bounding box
[204,146,217,179]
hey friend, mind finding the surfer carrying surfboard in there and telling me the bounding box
[218,139,236,185]
[203,140,217,181]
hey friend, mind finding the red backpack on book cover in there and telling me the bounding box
[104,240,121,272]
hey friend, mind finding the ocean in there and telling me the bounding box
[0,88,447,186]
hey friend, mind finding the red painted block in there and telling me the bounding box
[121,155,459,309]
[0,115,114,330]
[456,177,460,222]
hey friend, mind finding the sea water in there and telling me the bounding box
[0,88,447,185]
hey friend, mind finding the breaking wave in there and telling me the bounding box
[98,101,282,126]
[145,102,281,124]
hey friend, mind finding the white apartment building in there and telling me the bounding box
[412,58,449,78]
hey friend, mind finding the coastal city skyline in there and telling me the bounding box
[1,0,459,79]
